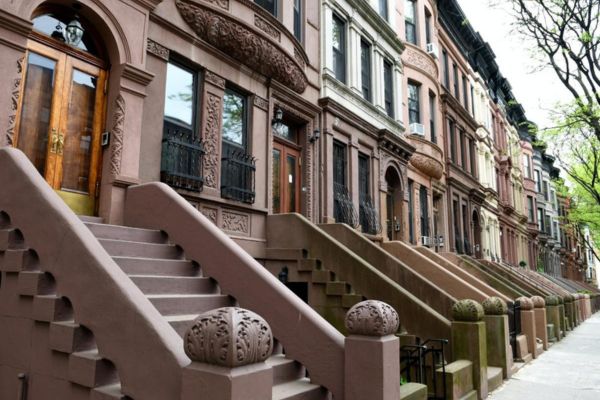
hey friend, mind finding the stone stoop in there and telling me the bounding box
[85,221,329,400]
[515,334,533,364]
[436,359,476,400]
[400,382,428,400]
[487,366,504,393]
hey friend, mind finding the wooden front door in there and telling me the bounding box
[14,41,106,216]
[272,141,301,213]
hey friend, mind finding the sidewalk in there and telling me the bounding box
[489,312,600,400]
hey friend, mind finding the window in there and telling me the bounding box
[543,181,549,200]
[449,119,457,162]
[293,0,302,42]
[221,88,255,203]
[462,75,468,110]
[429,92,436,143]
[453,198,461,252]
[442,50,449,88]
[383,60,394,118]
[534,170,541,192]
[459,129,466,168]
[425,8,432,44]
[405,0,417,45]
[469,138,476,176]
[359,153,377,234]
[256,0,276,16]
[408,82,420,124]
[523,155,531,178]
[420,186,429,237]
[360,39,372,102]
[453,64,459,98]
[379,0,388,21]
[333,141,355,225]
[332,14,346,83]
[408,179,415,243]
[462,203,469,254]
[470,85,475,116]
[527,196,534,222]
[537,208,544,231]
[164,62,196,132]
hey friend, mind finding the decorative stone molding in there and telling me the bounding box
[222,211,249,234]
[294,47,306,70]
[517,296,534,311]
[202,93,221,189]
[184,307,273,367]
[6,56,24,146]
[176,0,308,93]
[205,71,226,89]
[531,296,545,308]
[344,300,399,336]
[110,95,126,177]
[409,152,443,179]
[451,299,484,322]
[205,0,230,10]
[403,47,437,79]
[545,295,559,306]
[253,95,269,111]
[146,39,169,61]
[254,14,280,41]
[482,297,507,315]
[200,207,217,224]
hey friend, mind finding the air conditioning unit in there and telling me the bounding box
[426,42,439,59]
[410,123,425,136]
[421,236,431,247]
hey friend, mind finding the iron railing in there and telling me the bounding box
[160,124,204,192]
[221,146,256,204]
[334,182,358,227]
[508,300,522,359]
[359,194,381,235]
[401,338,448,399]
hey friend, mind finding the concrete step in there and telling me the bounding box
[113,257,199,276]
[85,222,167,244]
[341,293,363,308]
[165,314,197,337]
[129,275,217,295]
[148,294,233,315]
[91,384,127,400]
[49,321,95,354]
[325,281,348,296]
[68,350,117,388]
[518,352,533,364]
[99,239,182,259]
[458,390,478,400]
[32,294,73,322]
[400,382,427,400]
[17,270,55,296]
[272,378,327,400]
[437,359,473,399]
[487,366,504,393]
[266,354,306,385]
[265,248,306,260]
[298,259,320,272]
[310,270,331,283]
[78,215,104,223]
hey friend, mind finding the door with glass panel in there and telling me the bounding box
[272,141,301,214]
[14,41,106,215]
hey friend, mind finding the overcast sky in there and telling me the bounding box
[456,0,571,130]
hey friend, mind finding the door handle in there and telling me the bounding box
[50,129,59,154]
[57,133,65,155]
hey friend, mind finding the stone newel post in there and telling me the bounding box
[545,295,561,341]
[517,297,540,358]
[344,300,400,400]
[451,299,488,400]
[181,307,274,400]
[482,297,511,378]
[531,296,548,350]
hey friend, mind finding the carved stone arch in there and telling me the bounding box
[380,158,404,193]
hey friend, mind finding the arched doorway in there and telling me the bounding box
[13,5,108,216]
[472,210,482,258]
[385,166,402,241]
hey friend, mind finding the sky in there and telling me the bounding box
[455,0,571,130]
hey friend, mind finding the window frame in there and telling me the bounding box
[221,86,249,150]
[443,50,450,88]
[379,0,389,21]
[408,81,421,124]
[383,59,394,118]
[360,38,372,103]
[453,63,459,98]
[404,0,417,45]
[293,0,302,42]
[255,0,277,17]
[449,119,457,162]
[332,13,347,83]
[429,92,436,143]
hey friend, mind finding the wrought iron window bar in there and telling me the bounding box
[400,338,448,400]
[160,124,204,192]
[221,147,256,204]
[333,182,359,227]
[508,300,522,359]
[359,194,382,235]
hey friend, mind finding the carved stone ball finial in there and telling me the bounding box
[345,300,400,336]
[572,293,580,300]
[545,295,559,306]
[517,297,534,311]
[531,296,545,308]
[482,297,508,315]
[564,294,574,303]
[452,299,484,322]
[184,307,273,367]
[585,294,590,299]
[557,296,564,304]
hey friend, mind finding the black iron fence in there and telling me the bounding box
[334,182,359,227]
[221,145,256,204]
[507,300,522,359]
[160,123,204,192]
[359,194,381,235]
[400,338,448,399]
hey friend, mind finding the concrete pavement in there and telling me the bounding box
[489,312,600,400]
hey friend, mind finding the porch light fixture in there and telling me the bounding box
[51,23,66,42]
[272,107,284,134]
[66,16,84,46]
[309,128,320,143]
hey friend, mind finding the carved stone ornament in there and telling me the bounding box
[254,14,280,41]
[451,299,484,322]
[146,39,169,61]
[531,295,545,308]
[545,295,559,306]
[517,296,534,311]
[184,307,273,367]
[222,211,249,234]
[206,0,229,10]
[110,95,126,177]
[202,93,221,189]
[253,95,269,111]
[403,47,437,78]
[482,297,508,316]
[6,56,25,146]
[344,300,400,336]
[176,0,308,93]
[409,153,443,180]
[564,294,574,303]
[205,71,226,89]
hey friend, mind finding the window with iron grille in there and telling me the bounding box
[359,153,380,234]
[408,81,420,124]
[161,61,204,192]
[221,88,256,203]
[429,92,436,143]
[404,0,417,44]
[462,203,470,255]
[332,14,346,83]
[453,198,462,253]
[420,186,429,237]
[333,141,358,226]
[360,39,372,102]
[256,0,276,16]
[384,60,394,118]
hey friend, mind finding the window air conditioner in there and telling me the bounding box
[410,123,425,136]
[426,43,439,59]
[421,236,431,247]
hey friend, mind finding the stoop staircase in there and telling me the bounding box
[81,217,328,400]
